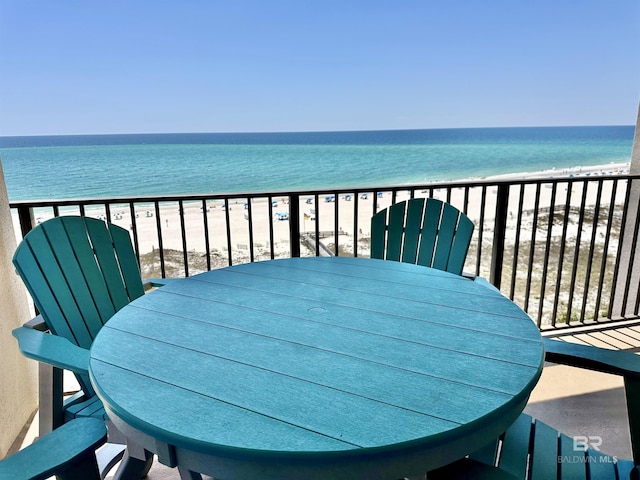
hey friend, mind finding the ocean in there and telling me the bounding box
[0,126,634,202]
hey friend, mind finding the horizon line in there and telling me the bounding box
[0,124,635,139]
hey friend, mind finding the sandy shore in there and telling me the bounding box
[481,162,629,182]
[10,162,631,265]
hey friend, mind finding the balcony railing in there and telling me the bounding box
[9,174,640,331]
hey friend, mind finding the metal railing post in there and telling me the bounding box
[17,205,35,238]
[39,364,64,435]
[289,193,301,257]
[490,183,509,289]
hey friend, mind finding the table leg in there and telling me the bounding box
[39,363,64,435]
[178,466,204,480]
[110,439,154,479]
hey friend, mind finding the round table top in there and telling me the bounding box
[90,256,544,479]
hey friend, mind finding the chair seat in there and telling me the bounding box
[64,394,108,422]
[428,413,637,479]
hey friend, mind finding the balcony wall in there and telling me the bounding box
[612,110,640,319]
[0,160,37,458]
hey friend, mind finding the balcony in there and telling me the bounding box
[4,172,640,477]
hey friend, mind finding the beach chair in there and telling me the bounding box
[10,216,169,478]
[370,198,474,276]
[0,417,107,480]
[427,338,640,479]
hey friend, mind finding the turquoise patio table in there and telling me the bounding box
[89,256,544,480]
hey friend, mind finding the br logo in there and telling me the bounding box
[573,435,603,452]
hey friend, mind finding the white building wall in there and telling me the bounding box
[611,104,640,318]
[0,158,38,458]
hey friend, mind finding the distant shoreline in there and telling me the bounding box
[481,161,630,182]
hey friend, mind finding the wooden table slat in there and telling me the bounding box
[97,310,518,425]
[91,360,360,452]
[157,274,539,340]
[93,332,460,449]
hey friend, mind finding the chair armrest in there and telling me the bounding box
[23,314,49,331]
[0,417,107,480]
[142,277,176,291]
[543,337,640,379]
[12,326,90,376]
[472,276,502,294]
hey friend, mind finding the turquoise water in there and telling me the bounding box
[0,126,634,201]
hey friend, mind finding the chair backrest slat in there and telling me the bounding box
[430,203,458,271]
[13,237,87,344]
[370,210,387,260]
[401,199,425,264]
[447,215,475,276]
[110,225,145,301]
[416,199,442,267]
[370,198,474,276]
[385,202,407,262]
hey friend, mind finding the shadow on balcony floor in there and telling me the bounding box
[524,362,631,460]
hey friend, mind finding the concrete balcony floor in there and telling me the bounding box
[526,362,631,459]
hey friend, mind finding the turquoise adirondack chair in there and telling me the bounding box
[428,337,640,479]
[11,216,167,478]
[370,198,474,276]
[0,417,106,480]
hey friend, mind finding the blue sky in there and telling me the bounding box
[1,1,639,136]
